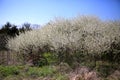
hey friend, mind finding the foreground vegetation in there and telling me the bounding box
[0,15,120,80]
[0,62,120,80]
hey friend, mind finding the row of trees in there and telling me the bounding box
[0,22,32,50]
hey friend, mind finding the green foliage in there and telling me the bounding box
[55,73,69,80]
[43,52,58,64]
[0,64,119,80]
[0,66,19,78]
[26,66,56,78]
[26,67,41,78]
[34,57,48,67]
[39,66,56,76]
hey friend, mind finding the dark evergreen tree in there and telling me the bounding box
[9,25,19,37]
[19,23,32,33]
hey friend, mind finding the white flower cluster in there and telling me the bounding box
[7,15,120,55]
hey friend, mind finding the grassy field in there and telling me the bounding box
[0,62,120,80]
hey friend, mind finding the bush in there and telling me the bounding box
[43,52,58,65]
[7,15,120,65]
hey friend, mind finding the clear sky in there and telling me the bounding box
[0,0,120,26]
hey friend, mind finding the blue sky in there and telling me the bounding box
[0,0,120,26]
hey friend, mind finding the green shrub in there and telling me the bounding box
[43,52,58,64]
[35,58,48,67]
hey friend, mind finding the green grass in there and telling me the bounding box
[26,66,56,78]
[0,65,58,80]
[55,73,69,80]
[0,65,20,78]
[0,61,119,80]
